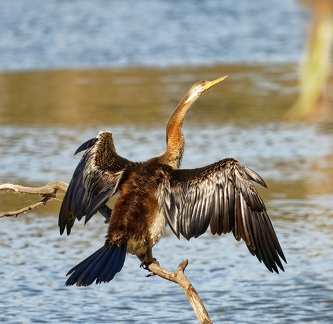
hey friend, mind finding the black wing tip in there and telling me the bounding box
[261,251,287,274]
[58,214,71,236]
[58,207,74,236]
[279,249,287,264]
[74,137,97,155]
[59,226,65,235]
[58,223,72,236]
[65,244,127,287]
[248,237,287,274]
[66,225,72,236]
[271,262,285,274]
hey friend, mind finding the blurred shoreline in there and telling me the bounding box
[0,63,299,126]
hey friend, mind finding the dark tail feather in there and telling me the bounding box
[65,244,126,286]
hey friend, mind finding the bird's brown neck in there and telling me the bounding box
[161,91,199,168]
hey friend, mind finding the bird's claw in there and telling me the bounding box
[140,258,159,269]
[140,258,159,277]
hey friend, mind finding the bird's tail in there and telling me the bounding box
[65,244,126,286]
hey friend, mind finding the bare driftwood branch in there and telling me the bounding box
[1,181,212,323]
[0,181,68,194]
[147,260,212,324]
[0,181,68,218]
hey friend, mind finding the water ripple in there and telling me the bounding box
[0,0,308,71]
[0,122,332,323]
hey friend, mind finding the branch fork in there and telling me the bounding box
[0,181,68,218]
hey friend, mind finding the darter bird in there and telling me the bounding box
[59,76,286,286]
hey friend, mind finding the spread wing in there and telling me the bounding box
[59,131,134,235]
[157,158,286,273]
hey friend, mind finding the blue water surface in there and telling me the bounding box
[0,0,309,71]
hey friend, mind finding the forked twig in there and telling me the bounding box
[0,181,68,218]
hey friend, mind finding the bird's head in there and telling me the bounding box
[185,75,228,103]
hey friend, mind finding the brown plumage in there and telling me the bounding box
[59,76,286,286]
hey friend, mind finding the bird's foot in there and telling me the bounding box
[141,258,160,277]
[140,257,159,270]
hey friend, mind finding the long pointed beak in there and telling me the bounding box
[204,75,228,91]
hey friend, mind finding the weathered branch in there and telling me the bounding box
[0,181,68,194]
[147,260,212,324]
[0,181,68,218]
[1,181,212,323]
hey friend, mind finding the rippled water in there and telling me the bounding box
[1,123,332,323]
[0,0,308,71]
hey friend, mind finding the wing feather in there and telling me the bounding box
[59,131,134,235]
[157,158,286,273]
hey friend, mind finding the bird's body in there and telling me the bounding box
[59,76,286,286]
[107,159,167,258]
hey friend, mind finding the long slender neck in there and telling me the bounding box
[157,77,225,168]
[161,90,200,168]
